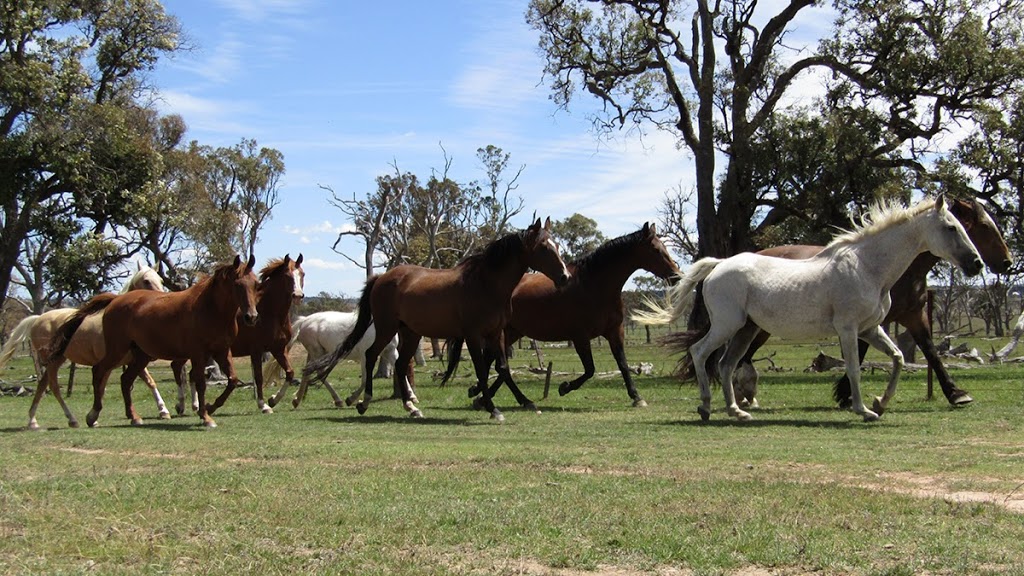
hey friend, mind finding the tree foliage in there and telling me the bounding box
[528,0,1024,259]
[550,213,606,261]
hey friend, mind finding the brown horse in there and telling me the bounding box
[303,218,570,421]
[45,255,259,428]
[173,254,305,416]
[3,266,170,430]
[443,222,681,408]
[679,197,1013,409]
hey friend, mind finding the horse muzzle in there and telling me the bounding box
[242,312,259,326]
[961,257,984,277]
[554,272,570,287]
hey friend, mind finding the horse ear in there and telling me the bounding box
[296,253,304,265]
[284,253,291,265]
[246,254,256,272]
[642,222,652,236]
[137,261,143,271]
[935,193,947,213]
[233,254,242,267]
[543,216,551,230]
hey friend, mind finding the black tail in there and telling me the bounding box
[440,337,465,386]
[45,293,118,364]
[303,276,378,383]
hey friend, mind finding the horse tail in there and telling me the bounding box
[0,314,40,370]
[46,293,117,364]
[631,257,723,326]
[439,337,464,386]
[303,276,378,383]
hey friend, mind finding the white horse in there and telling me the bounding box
[634,195,983,422]
[263,311,407,409]
[0,264,171,429]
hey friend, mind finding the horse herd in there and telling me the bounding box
[0,197,1014,430]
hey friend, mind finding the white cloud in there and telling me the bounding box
[302,257,351,271]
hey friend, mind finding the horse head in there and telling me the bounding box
[950,198,1014,274]
[228,254,260,326]
[126,263,167,293]
[927,195,984,277]
[639,222,682,285]
[524,217,570,287]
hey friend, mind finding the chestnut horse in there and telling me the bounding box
[3,266,170,430]
[45,255,259,428]
[303,218,570,421]
[442,222,681,409]
[171,254,305,416]
[682,197,1012,409]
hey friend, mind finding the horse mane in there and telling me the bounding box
[258,257,291,284]
[827,197,934,248]
[457,230,526,272]
[571,228,644,276]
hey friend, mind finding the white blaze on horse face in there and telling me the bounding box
[291,267,305,300]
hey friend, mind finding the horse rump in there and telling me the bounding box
[44,293,118,365]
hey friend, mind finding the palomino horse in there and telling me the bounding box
[303,218,570,421]
[634,196,983,422]
[45,255,259,428]
[0,265,171,430]
[171,255,305,416]
[443,222,681,409]
[682,197,1012,409]
[263,311,402,410]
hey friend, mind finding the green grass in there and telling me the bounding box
[1,334,1022,575]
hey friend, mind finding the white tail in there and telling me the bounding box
[631,258,723,326]
[0,315,40,371]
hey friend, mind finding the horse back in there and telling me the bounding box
[374,265,485,338]
[103,290,235,360]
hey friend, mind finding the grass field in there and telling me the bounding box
[1,332,1022,576]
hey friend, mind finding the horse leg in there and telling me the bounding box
[716,322,758,422]
[608,329,647,408]
[29,360,78,430]
[86,361,117,428]
[486,340,537,412]
[120,353,150,426]
[192,357,216,428]
[831,339,870,409]
[860,325,905,416]
[140,367,171,419]
[558,339,596,398]
[66,362,76,396]
[688,322,739,421]
[171,359,188,415]
[394,328,422,417]
[736,329,770,407]
[467,337,503,422]
[904,311,971,405]
[837,329,879,422]
[250,353,274,414]
[206,363,240,416]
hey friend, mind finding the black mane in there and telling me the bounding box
[570,228,644,276]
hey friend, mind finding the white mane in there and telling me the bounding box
[828,198,935,248]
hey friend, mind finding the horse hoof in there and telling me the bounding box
[292,398,301,409]
[410,409,424,419]
[871,397,886,416]
[261,406,274,414]
[861,410,880,422]
[345,397,356,407]
[159,411,172,420]
[267,397,278,408]
[951,394,974,406]
[204,420,218,428]
[334,400,345,408]
[27,422,41,431]
[131,418,145,427]
[175,407,185,417]
[467,386,480,397]
[697,406,711,421]
[523,402,540,413]
[205,404,217,416]
[471,397,486,411]
[68,420,80,429]
[734,410,752,422]
[356,402,368,415]
[633,399,648,408]
[557,382,572,396]
[491,410,505,423]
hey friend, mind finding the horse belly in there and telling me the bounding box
[511,291,590,342]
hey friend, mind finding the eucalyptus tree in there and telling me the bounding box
[528,0,1024,258]
[0,0,182,311]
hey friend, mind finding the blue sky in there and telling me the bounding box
[150,0,827,297]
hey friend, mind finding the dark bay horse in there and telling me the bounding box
[174,254,305,416]
[303,218,570,421]
[679,197,1012,409]
[443,222,681,408]
[46,255,259,428]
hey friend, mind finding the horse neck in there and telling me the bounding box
[575,250,643,296]
[482,257,531,302]
[256,279,293,320]
[844,218,931,289]
[198,276,241,322]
